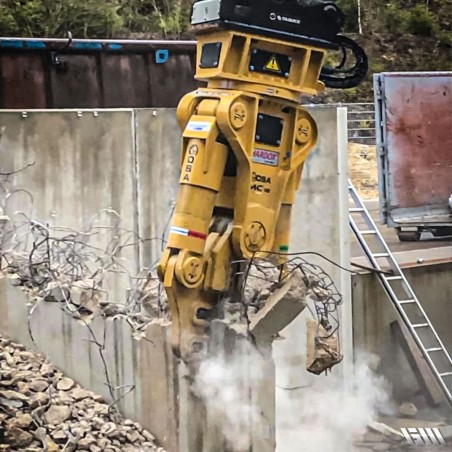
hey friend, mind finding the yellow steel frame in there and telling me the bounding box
[158,28,328,360]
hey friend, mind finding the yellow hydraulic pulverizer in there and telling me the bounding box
[158,0,368,361]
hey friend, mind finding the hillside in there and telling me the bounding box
[316,33,452,104]
[0,0,451,104]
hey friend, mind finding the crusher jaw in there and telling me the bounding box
[158,0,367,362]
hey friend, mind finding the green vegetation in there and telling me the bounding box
[0,0,192,38]
[0,0,450,41]
[0,0,450,103]
[336,0,451,41]
[386,3,436,36]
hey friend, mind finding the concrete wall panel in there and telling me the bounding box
[0,107,349,452]
[272,107,350,451]
[352,262,452,402]
[135,109,181,267]
[0,109,139,298]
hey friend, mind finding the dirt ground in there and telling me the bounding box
[349,143,379,200]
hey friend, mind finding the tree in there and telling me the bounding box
[0,0,123,38]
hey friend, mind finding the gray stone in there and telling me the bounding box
[17,381,32,395]
[79,420,90,430]
[92,393,104,403]
[142,430,156,442]
[98,438,109,449]
[71,387,91,401]
[33,427,47,443]
[398,402,418,417]
[0,390,29,401]
[11,370,34,382]
[91,417,104,430]
[51,430,68,441]
[10,413,33,429]
[78,433,97,449]
[6,426,34,448]
[92,402,108,415]
[126,430,144,443]
[70,281,103,316]
[57,377,75,391]
[56,390,74,404]
[100,422,117,436]
[0,397,23,409]
[30,392,49,409]
[45,405,72,424]
[45,437,60,452]
[28,379,49,392]
[40,363,54,377]
[18,351,35,361]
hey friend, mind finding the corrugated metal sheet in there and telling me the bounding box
[375,72,452,226]
[0,38,198,109]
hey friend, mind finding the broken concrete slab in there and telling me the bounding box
[367,421,405,442]
[249,270,307,343]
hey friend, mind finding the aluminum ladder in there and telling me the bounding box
[349,180,452,404]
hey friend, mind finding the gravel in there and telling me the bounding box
[0,334,165,452]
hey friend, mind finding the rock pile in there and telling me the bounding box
[0,335,165,452]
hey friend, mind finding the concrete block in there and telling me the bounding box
[249,270,307,343]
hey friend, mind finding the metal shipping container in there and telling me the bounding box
[0,37,198,109]
[374,72,452,241]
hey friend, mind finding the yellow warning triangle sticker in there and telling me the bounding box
[265,56,281,72]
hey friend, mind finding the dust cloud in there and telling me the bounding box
[276,351,395,452]
[193,341,268,452]
[194,342,394,452]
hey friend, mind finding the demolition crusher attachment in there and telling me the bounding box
[158,0,367,363]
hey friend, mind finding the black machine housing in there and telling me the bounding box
[221,0,344,47]
[193,0,345,48]
[192,0,369,89]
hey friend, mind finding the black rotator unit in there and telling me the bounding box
[192,0,344,47]
[192,0,369,89]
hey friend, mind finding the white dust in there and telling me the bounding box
[193,341,268,452]
[276,350,395,452]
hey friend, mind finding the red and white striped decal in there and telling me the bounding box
[170,226,207,241]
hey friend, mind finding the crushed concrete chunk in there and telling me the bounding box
[6,426,34,448]
[0,332,164,451]
[45,405,72,424]
[368,421,405,441]
[57,377,75,391]
[398,402,418,417]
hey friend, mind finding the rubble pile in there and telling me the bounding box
[0,335,165,452]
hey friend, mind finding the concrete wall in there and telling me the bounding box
[0,107,348,451]
[352,262,452,402]
[273,107,351,450]
[0,280,179,450]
